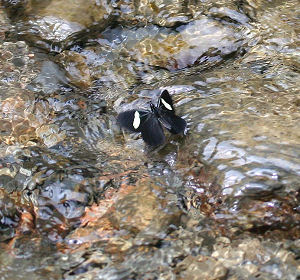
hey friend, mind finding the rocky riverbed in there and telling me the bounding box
[0,1,299,279]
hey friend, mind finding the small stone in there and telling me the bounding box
[177,255,228,280]
[19,167,32,177]
[56,51,91,89]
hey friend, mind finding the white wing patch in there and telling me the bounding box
[133,111,141,129]
[161,98,173,111]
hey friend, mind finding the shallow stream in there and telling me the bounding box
[0,1,299,279]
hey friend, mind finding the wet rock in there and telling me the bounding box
[0,138,141,245]
[6,0,114,51]
[63,222,211,279]
[74,17,246,93]
[115,0,245,27]
[0,93,53,146]
[0,1,299,280]
[19,16,84,51]
[239,0,286,20]
[0,190,20,241]
[31,60,69,94]
[116,0,191,27]
[0,42,78,152]
[176,255,228,280]
[36,124,66,147]
[108,178,182,242]
[78,46,141,95]
[64,183,135,247]
[211,238,300,279]
[188,0,238,17]
[131,17,245,70]
[0,41,34,90]
[176,30,300,228]
[254,1,298,56]
[0,235,63,279]
[59,218,299,280]
[233,198,300,235]
[32,0,113,28]
[47,10,248,93]
[0,7,10,42]
[66,177,182,249]
[208,7,250,25]
[1,0,30,18]
[234,180,283,197]
[56,51,91,89]
[76,30,171,94]
[61,250,111,279]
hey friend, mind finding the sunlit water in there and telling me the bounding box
[0,0,299,279]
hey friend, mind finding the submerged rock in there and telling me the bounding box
[0,0,299,279]
[176,255,228,280]
[108,178,182,241]
[62,224,300,280]
[65,176,182,249]
[0,7,10,42]
[131,17,245,70]
[0,41,57,148]
[5,0,114,51]
[20,16,85,51]
[35,124,66,147]
[0,234,63,279]
[115,0,244,27]
[115,0,191,27]
[59,15,247,94]
[0,190,20,241]
[56,51,91,89]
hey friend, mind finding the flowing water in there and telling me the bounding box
[0,1,299,279]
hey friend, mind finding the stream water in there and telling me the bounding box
[0,1,299,279]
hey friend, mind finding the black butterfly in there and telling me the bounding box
[117,90,187,146]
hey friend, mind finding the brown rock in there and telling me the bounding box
[177,255,228,280]
[6,0,114,50]
[56,51,91,89]
[34,0,112,28]
[132,17,243,70]
[66,178,182,251]
[35,124,66,148]
[108,178,182,237]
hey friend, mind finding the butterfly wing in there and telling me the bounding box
[157,89,175,112]
[117,110,165,146]
[117,110,150,132]
[157,90,187,134]
[158,111,187,134]
[140,114,165,146]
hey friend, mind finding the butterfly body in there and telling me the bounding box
[117,90,186,146]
